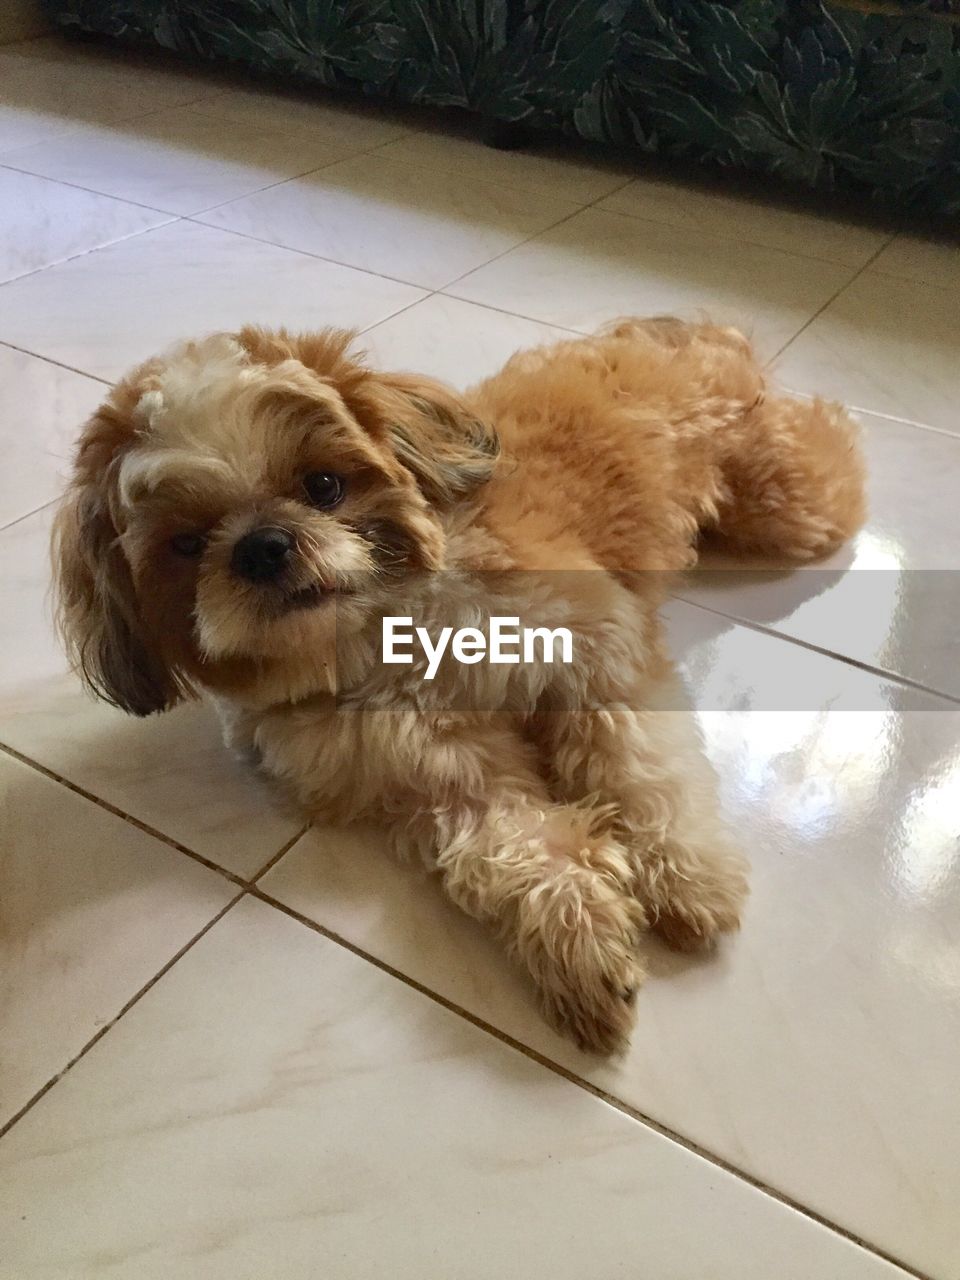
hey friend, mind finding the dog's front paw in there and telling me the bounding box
[651,845,749,952]
[540,959,643,1056]
[517,875,646,1055]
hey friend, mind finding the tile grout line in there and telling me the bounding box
[0,139,432,383]
[558,198,904,272]
[436,176,624,297]
[0,892,246,1143]
[780,383,960,441]
[250,824,311,882]
[179,215,436,292]
[185,144,615,298]
[670,593,960,708]
[0,126,418,223]
[845,403,960,444]
[354,288,443,340]
[0,740,313,890]
[0,495,57,536]
[866,265,959,297]
[0,741,249,889]
[173,131,417,220]
[0,158,194,217]
[249,886,932,1280]
[768,232,900,365]
[432,290,590,337]
[372,132,641,207]
[0,338,112,386]
[0,212,184,294]
[0,74,233,162]
[185,138,590,224]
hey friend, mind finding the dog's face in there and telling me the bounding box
[53,327,498,713]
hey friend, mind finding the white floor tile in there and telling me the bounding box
[261,608,960,1276]
[598,174,891,266]
[0,345,103,529]
[0,220,424,382]
[199,153,579,288]
[450,207,858,357]
[680,409,960,700]
[0,36,221,153]
[0,896,908,1280]
[0,507,302,878]
[0,750,233,1127]
[361,293,574,388]
[870,232,960,289]
[774,272,958,433]
[0,167,170,284]
[2,105,355,216]
[190,84,412,148]
[378,127,635,204]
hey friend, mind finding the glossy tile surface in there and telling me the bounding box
[3,105,354,216]
[870,232,960,289]
[361,293,573,387]
[0,750,233,1127]
[0,37,220,153]
[263,605,960,1276]
[598,174,892,265]
[0,345,103,528]
[0,220,424,382]
[775,270,958,432]
[450,207,859,356]
[0,508,302,877]
[1,38,954,1280]
[0,897,908,1280]
[378,126,635,204]
[0,166,170,284]
[200,153,579,288]
[680,409,960,700]
[190,83,412,148]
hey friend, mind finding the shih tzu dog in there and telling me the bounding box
[53,317,865,1053]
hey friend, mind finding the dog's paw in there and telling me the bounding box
[652,848,749,952]
[540,956,644,1056]
[517,875,646,1055]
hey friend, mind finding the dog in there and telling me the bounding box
[53,317,865,1053]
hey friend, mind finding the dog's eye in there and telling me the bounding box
[303,471,345,510]
[170,532,207,557]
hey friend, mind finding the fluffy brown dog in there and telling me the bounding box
[53,317,865,1052]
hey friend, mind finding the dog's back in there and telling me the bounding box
[468,317,865,575]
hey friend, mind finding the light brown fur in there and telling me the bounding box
[53,317,865,1053]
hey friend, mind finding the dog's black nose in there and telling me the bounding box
[231,527,294,582]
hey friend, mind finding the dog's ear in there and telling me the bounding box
[373,372,500,507]
[237,327,499,505]
[52,405,181,717]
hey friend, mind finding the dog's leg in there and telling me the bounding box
[394,718,645,1054]
[540,701,749,951]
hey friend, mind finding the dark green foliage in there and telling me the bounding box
[43,0,960,216]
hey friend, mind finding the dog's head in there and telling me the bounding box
[52,327,498,713]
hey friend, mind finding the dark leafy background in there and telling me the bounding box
[44,0,960,217]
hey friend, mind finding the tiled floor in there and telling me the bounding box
[1,34,958,1280]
